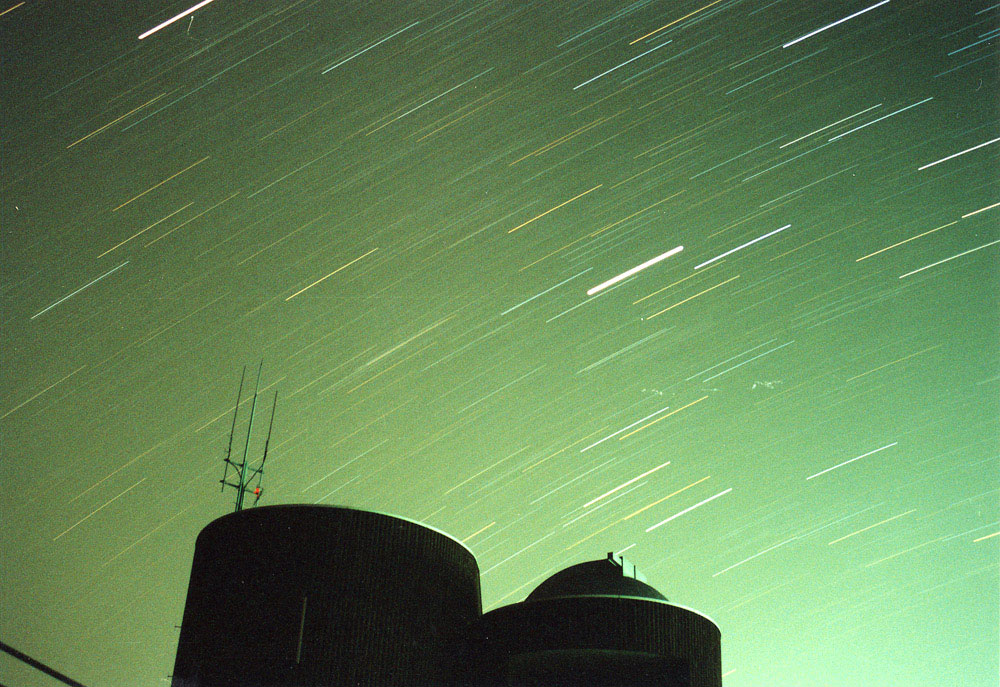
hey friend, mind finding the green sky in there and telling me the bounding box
[2,0,997,685]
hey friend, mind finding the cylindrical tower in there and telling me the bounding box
[478,553,721,687]
[171,505,481,687]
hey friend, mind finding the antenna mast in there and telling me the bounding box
[219,362,277,512]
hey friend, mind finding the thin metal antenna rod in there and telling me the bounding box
[247,389,277,506]
[261,390,277,464]
[0,641,88,687]
[235,362,262,512]
[220,366,247,493]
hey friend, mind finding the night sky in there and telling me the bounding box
[2,0,998,685]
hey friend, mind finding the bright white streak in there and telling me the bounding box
[685,339,777,380]
[898,238,1000,279]
[645,487,732,532]
[782,0,891,48]
[31,261,129,320]
[53,478,147,540]
[583,460,671,508]
[712,535,797,576]
[573,40,672,90]
[828,97,933,142]
[563,482,647,528]
[321,21,419,74]
[805,442,897,480]
[694,225,789,270]
[701,340,794,382]
[779,103,882,148]
[580,405,672,452]
[918,136,1000,170]
[372,68,493,131]
[139,0,218,40]
[587,246,683,296]
[502,268,591,316]
[962,201,1000,219]
[481,531,556,575]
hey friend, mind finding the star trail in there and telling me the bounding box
[1,1,997,685]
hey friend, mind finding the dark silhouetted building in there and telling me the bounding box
[171,505,720,686]
[477,556,721,686]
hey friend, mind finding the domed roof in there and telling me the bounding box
[526,553,667,603]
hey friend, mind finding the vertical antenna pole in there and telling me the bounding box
[261,390,277,463]
[249,389,277,506]
[235,362,262,512]
[220,366,247,492]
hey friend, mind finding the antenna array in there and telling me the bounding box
[220,362,277,512]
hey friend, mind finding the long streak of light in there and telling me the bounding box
[864,536,945,567]
[368,68,494,135]
[71,442,161,503]
[508,185,602,233]
[139,0,218,40]
[30,262,129,320]
[67,93,167,148]
[481,531,556,575]
[576,326,673,374]
[645,488,732,532]
[0,365,86,419]
[630,0,725,44]
[898,238,1000,279]
[581,405,673,452]
[103,504,194,567]
[694,225,789,269]
[459,366,542,414]
[302,441,387,491]
[144,191,239,247]
[779,103,882,148]
[285,248,378,301]
[445,448,528,496]
[828,509,916,545]
[573,40,672,90]
[623,476,711,521]
[806,442,898,480]
[685,339,776,380]
[502,268,591,315]
[634,266,716,304]
[98,203,194,259]
[617,396,709,441]
[844,344,940,382]
[112,156,210,211]
[462,522,495,543]
[782,0,891,48]
[53,479,147,540]
[587,246,683,296]
[855,221,957,262]
[366,314,454,367]
[702,340,794,382]
[582,460,672,508]
[961,201,1000,218]
[0,2,25,18]
[973,531,1000,543]
[918,136,1000,170]
[644,276,739,319]
[322,22,419,73]
[712,535,797,576]
[828,97,933,142]
[563,482,648,528]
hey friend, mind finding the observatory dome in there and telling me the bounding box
[478,552,720,687]
[526,552,668,603]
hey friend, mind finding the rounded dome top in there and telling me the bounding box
[526,552,667,603]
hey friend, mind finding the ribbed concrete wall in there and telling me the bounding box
[478,596,721,687]
[171,505,481,687]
